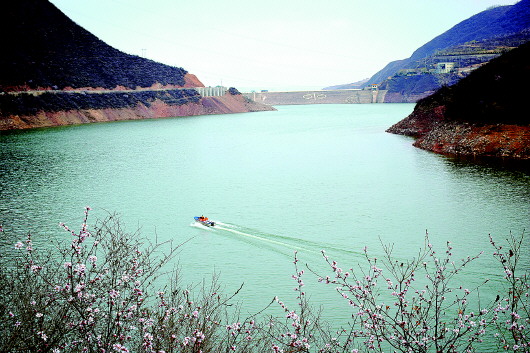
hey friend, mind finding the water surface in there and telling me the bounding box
[1,104,528,325]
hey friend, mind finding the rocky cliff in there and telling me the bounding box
[386,41,530,160]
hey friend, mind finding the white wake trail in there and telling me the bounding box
[215,226,317,254]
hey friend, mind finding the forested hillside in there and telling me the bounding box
[386,41,530,159]
[0,0,189,91]
[413,41,530,125]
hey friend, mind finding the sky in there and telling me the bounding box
[49,0,520,92]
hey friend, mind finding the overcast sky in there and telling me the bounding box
[49,0,519,91]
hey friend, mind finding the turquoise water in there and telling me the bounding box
[1,104,529,325]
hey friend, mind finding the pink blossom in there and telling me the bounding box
[74,283,85,293]
[112,343,129,352]
[37,331,47,341]
[74,263,86,275]
[286,311,299,321]
[14,242,23,249]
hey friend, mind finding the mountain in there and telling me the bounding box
[326,0,530,100]
[322,78,369,90]
[386,40,530,160]
[372,3,528,84]
[381,30,530,102]
[0,0,199,91]
[0,0,274,130]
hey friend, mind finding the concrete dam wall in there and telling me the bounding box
[243,89,388,105]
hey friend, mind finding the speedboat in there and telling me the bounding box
[194,216,215,227]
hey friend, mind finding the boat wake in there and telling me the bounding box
[216,224,318,254]
[190,221,217,230]
[191,220,362,258]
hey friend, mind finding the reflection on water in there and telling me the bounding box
[444,153,530,176]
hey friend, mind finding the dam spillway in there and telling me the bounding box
[243,89,388,105]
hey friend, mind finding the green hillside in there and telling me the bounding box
[386,40,530,160]
[416,40,530,125]
[0,0,188,91]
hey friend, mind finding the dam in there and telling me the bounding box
[243,88,388,105]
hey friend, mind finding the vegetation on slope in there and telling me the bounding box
[1,209,528,352]
[0,89,202,117]
[328,0,530,94]
[0,0,188,91]
[386,41,530,160]
[368,0,530,87]
[414,40,530,125]
[378,30,530,101]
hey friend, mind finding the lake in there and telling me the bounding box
[1,104,529,330]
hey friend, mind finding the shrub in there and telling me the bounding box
[228,87,241,96]
[489,233,529,351]
[0,209,527,352]
[0,89,203,117]
[0,209,183,352]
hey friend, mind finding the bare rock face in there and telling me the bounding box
[388,107,530,159]
[183,74,205,88]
